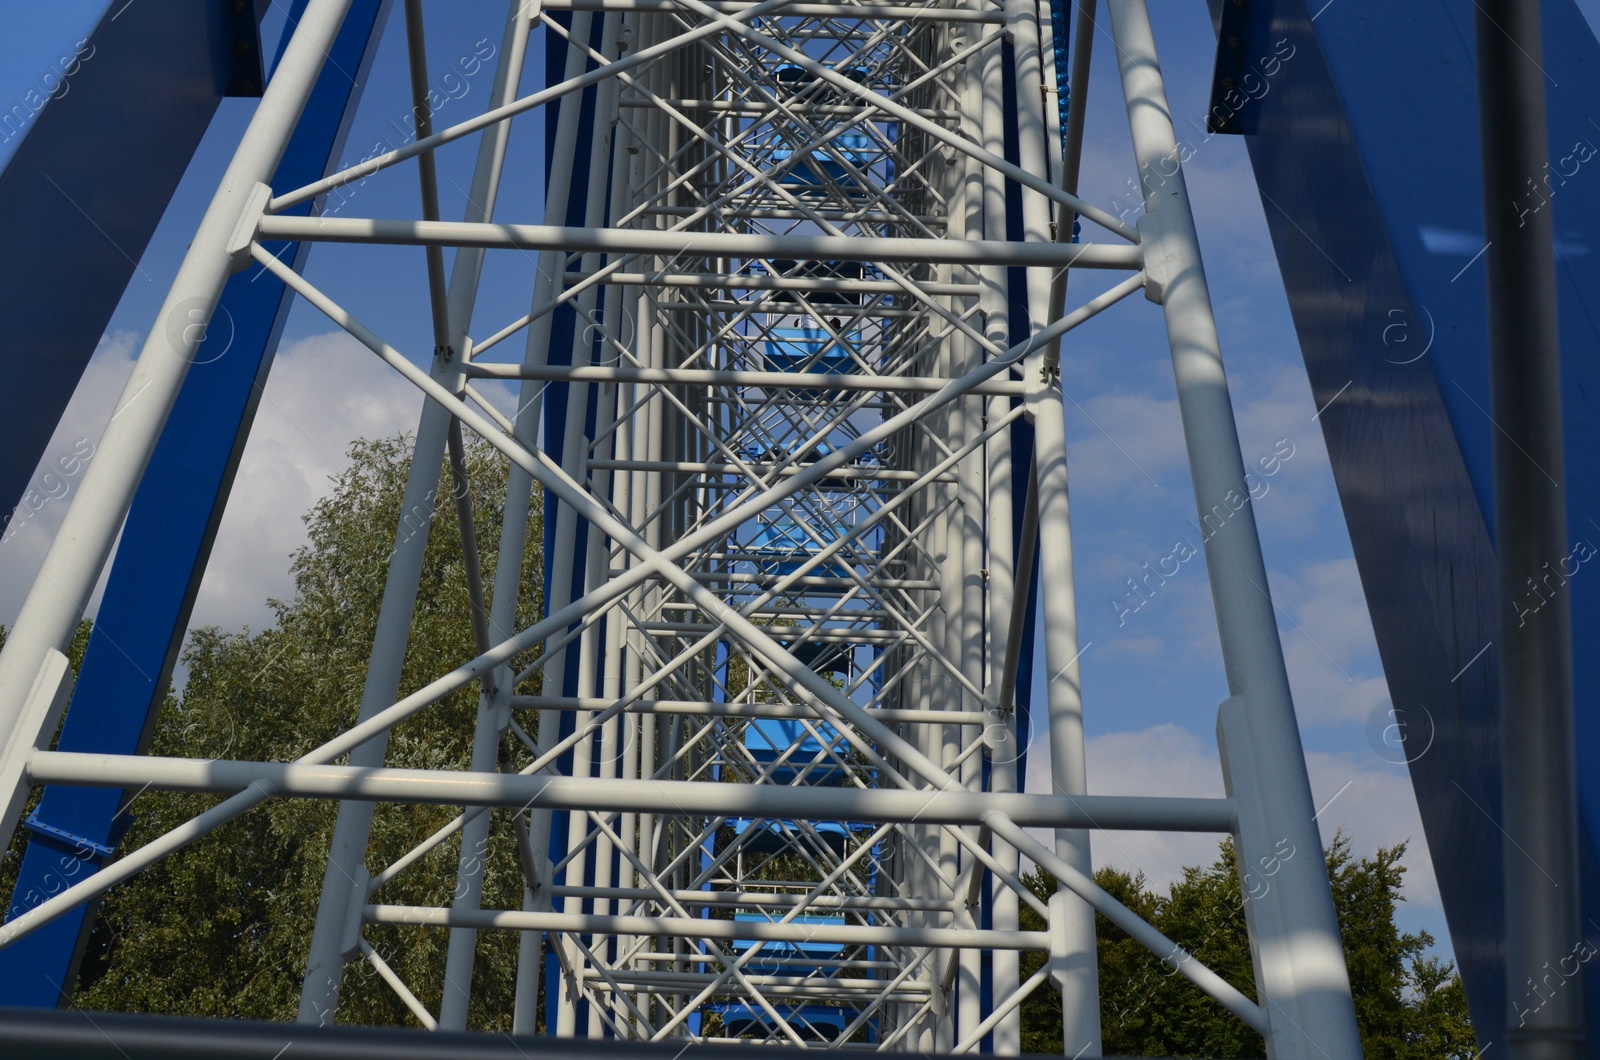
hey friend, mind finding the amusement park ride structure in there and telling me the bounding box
[6,0,1577,1056]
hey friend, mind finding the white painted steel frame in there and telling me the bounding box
[0,0,1361,1055]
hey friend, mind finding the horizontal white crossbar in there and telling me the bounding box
[366,905,1048,950]
[542,0,1008,22]
[463,362,1028,395]
[26,752,1236,830]
[513,695,991,726]
[563,269,983,296]
[254,216,1144,269]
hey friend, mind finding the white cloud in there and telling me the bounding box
[0,330,141,625]
[1267,558,1393,726]
[0,328,485,638]
[1229,365,1341,543]
[1058,362,1334,543]
[187,330,430,631]
[1305,750,1441,910]
[1231,366,1322,464]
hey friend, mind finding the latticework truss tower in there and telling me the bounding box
[0,0,1363,1055]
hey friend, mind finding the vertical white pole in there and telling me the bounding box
[979,12,1023,1051]
[1001,0,1101,1049]
[1027,350,1102,1058]
[479,9,600,1037]
[437,5,577,1024]
[1105,2,1361,1056]
[298,0,535,1025]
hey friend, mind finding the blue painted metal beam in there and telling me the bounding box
[0,0,269,532]
[1213,1,1600,1053]
[539,12,608,1030]
[0,0,394,1007]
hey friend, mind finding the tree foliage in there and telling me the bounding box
[0,433,1479,1055]
[3,434,543,1028]
[1019,834,1478,1058]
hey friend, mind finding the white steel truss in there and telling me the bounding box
[0,0,1362,1056]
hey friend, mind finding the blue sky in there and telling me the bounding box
[16,0,1595,970]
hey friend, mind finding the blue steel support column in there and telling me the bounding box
[0,0,268,527]
[0,0,392,1007]
[538,10,607,1031]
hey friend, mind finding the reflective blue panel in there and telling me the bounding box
[1220,2,1600,1052]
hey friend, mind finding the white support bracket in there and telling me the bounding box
[227,182,273,274]
[336,867,372,965]
[1136,206,1173,304]
[0,650,74,858]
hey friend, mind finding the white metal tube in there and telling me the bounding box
[418,1,527,1029]
[666,0,1138,239]
[509,10,602,1030]
[463,7,606,1031]
[550,887,958,913]
[360,940,439,1031]
[954,963,1052,1054]
[1105,2,1361,1055]
[1060,0,1096,197]
[562,269,982,296]
[303,0,532,1016]
[465,28,1011,366]
[255,215,1141,268]
[0,214,1138,969]
[24,750,1237,830]
[296,278,452,1021]
[577,978,930,1001]
[1027,355,1103,1058]
[1002,0,1101,1046]
[250,242,1125,797]
[463,362,1029,395]
[512,697,991,725]
[476,6,540,1037]
[582,459,947,482]
[974,16,1022,1046]
[365,905,1047,951]
[544,0,1007,20]
[577,970,924,991]
[984,812,1270,1036]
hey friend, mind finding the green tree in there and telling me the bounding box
[2,434,543,1028]
[1020,834,1477,1058]
[0,435,1478,1054]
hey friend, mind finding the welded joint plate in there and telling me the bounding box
[227,182,273,273]
[0,651,75,859]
